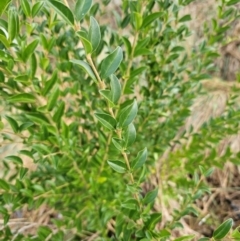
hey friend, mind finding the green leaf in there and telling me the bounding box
[134,48,153,57]
[122,36,132,57]
[5,115,18,133]
[133,12,142,30]
[227,0,240,6]
[42,70,58,96]
[143,188,158,205]
[112,138,124,151]
[110,75,121,104]
[23,39,39,62]
[74,0,92,21]
[173,235,195,241]
[94,113,116,130]
[47,0,74,26]
[0,121,4,131]
[100,47,123,79]
[20,0,31,17]
[8,7,19,42]
[53,101,65,123]
[99,90,113,104]
[89,16,101,52]
[78,35,92,54]
[8,93,35,103]
[0,0,11,16]
[232,228,240,239]
[0,179,10,191]
[121,199,138,210]
[141,12,162,29]
[119,99,138,127]
[14,75,29,83]
[70,59,97,82]
[25,113,49,125]
[107,160,126,173]
[32,1,44,17]
[30,53,37,79]
[179,14,191,22]
[5,155,23,165]
[132,148,148,170]
[145,213,162,230]
[0,34,10,48]
[47,87,59,111]
[213,218,233,240]
[198,238,210,241]
[124,123,136,147]
[19,122,34,131]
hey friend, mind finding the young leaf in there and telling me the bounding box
[23,39,39,62]
[5,115,18,133]
[46,0,74,26]
[70,59,97,82]
[143,188,158,205]
[89,16,101,52]
[8,7,19,42]
[53,101,65,124]
[5,155,23,165]
[132,147,148,170]
[107,160,126,173]
[0,34,10,48]
[100,47,123,79]
[119,99,138,127]
[0,179,10,191]
[42,70,58,96]
[47,87,60,111]
[141,12,162,29]
[20,0,31,17]
[78,35,92,54]
[74,0,92,21]
[133,12,142,30]
[124,123,136,147]
[32,1,44,17]
[213,218,233,240]
[145,213,162,230]
[94,113,116,131]
[30,53,37,79]
[122,36,132,57]
[110,75,121,104]
[0,0,11,16]
[8,93,35,103]
[112,138,124,151]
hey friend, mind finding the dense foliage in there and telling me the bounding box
[0,0,240,240]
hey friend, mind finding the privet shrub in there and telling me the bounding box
[0,0,240,240]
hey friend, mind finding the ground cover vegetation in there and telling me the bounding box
[1,0,240,240]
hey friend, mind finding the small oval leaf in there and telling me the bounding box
[74,0,92,21]
[110,75,121,104]
[32,1,44,17]
[132,147,148,170]
[119,99,138,127]
[23,39,39,62]
[213,218,233,240]
[107,160,126,173]
[143,188,158,205]
[94,113,116,131]
[100,47,123,79]
[89,16,101,52]
[124,123,136,147]
[8,93,35,103]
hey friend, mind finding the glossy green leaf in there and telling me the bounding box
[20,0,31,17]
[213,218,233,240]
[32,1,44,17]
[110,75,121,104]
[179,14,191,22]
[112,138,124,151]
[107,160,126,173]
[79,35,92,54]
[47,87,59,111]
[47,0,74,26]
[123,123,136,148]
[8,7,19,42]
[141,12,162,29]
[95,113,116,130]
[0,0,11,16]
[0,179,10,191]
[100,47,123,79]
[5,115,18,133]
[8,93,35,103]
[132,148,148,170]
[133,12,142,30]
[89,16,101,52]
[119,99,138,127]
[70,59,97,82]
[227,0,240,6]
[53,101,65,123]
[173,235,195,241]
[42,70,58,96]
[0,34,10,48]
[143,188,158,205]
[23,39,39,62]
[74,0,92,21]
[30,53,37,79]
[5,155,23,165]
